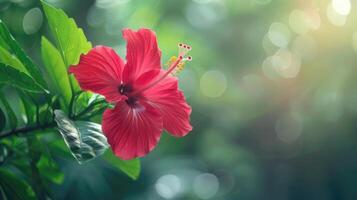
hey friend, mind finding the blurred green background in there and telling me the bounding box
[2,0,357,199]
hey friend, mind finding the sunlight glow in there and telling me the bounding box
[332,0,351,16]
[327,3,347,26]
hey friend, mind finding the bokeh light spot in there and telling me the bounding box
[332,0,351,16]
[262,56,280,80]
[253,0,271,5]
[268,22,291,48]
[275,113,303,144]
[327,3,347,26]
[271,49,301,78]
[22,7,43,35]
[193,173,219,199]
[200,70,227,98]
[291,35,317,61]
[262,33,278,55]
[155,174,182,199]
[185,1,226,29]
[289,9,310,35]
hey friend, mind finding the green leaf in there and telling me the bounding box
[28,135,65,185]
[17,90,36,125]
[36,155,64,185]
[54,110,109,163]
[103,150,141,180]
[0,108,5,132]
[41,1,92,93]
[0,46,28,74]
[41,37,72,108]
[0,94,17,130]
[0,19,47,89]
[0,168,36,200]
[0,63,46,93]
[41,1,92,66]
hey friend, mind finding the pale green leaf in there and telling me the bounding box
[54,110,109,163]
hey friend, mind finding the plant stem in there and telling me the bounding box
[0,98,107,140]
[73,99,106,120]
[0,123,56,140]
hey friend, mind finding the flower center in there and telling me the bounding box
[129,43,192,96]
[118,84,133,95]
[118,84,138,105]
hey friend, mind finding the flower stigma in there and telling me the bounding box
[129,43,192,96]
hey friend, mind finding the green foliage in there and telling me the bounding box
[54,110,109,163]
[41,36,72,108]
[41,1,92,66]
[103,150,141,180]
[0,94,17,130]
[0,20,47,89]
[0,46,27,74]
[0,63,46,93]
[0,2,142,199]
[41,0,92,93]
[36,155,64,185]
[0,108,5,132]
[0,168,36,200]
[17,91,36,125]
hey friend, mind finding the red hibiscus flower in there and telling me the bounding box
[69,28,192,160]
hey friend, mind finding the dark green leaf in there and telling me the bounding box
[0,94,17,130]
[17,90,36,125]
[0,63,46,93]
[41,37,72,108]
[36,155,64,184]
[54,110,109,163]
[26,137,49,199]
[0,108,5,132]
[0,168,36,200]
[0,19,47,89]
[103,150,141,180]
[28,135,65,185]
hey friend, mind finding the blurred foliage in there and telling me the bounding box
[1,0,357,199]
[0,0,141,199]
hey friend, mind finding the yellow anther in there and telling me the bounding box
[166,56,186,76]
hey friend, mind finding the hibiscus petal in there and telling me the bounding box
[131,69,160,91]
[102,101,163,160]
[69,46,125,102]
[143,75,192,137]
[122,28,161,84]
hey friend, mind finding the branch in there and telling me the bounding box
[0,99,106,140]
[0,123,56,140]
